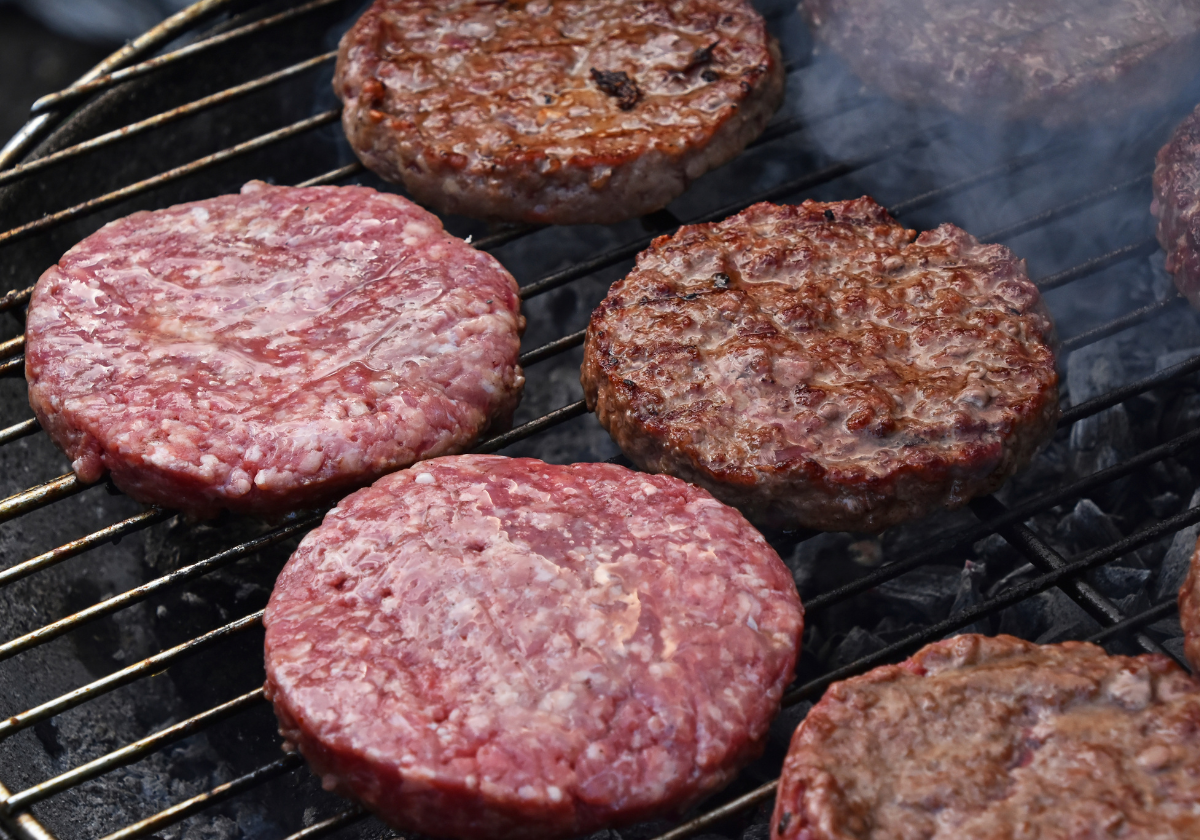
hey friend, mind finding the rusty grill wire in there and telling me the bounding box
[0,1,1197,839]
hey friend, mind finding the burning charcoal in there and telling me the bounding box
[1055,498,1123,553]
[829,625,887,670]
[875,566,961,621]
[1153,488,1200,601]
[1088,565,1151,600]
[1149,491,1182,518]
[761,702,810,769]
[1069,405,1134,495]
[1067,341,1126,405]
[1035,589,1104,643]
[974,533,1021,567]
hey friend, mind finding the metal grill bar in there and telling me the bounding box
[0,0,241,169]
[0,517,316,662]
[970,495,1168,659]
[653,782,778,840]
[983,172,1151,243]
[0,475,85,524]
[0,109,341,247]
[29,0,348,116]
[519,330,587,367]
[890,143,1072,216]
[0,509,168,588]
[1061,295,1185,353]
[0,52,338,188]
[280,809,368,840]
[3,689,265,813]
[1088,601,1179,644]
[787,501,1200,706]
[804,424,1200,614]
[1035,237,1158,293]
[0,418,39,446]
[295,162,365,189]
[0,611,261,741]
[95,754,304,840]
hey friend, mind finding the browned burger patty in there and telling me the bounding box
[334,0,783,225]
[801,0,1200,127]
[1153,104,1200,309]
[771,634,1200,840]
[581,198,1058,533]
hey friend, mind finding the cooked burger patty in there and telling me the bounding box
[801,0,1200,126]
[263,455,803,840]
[334,0,783,225]
[1153,104,1200,308]
[25,182,524,518]
[772,634,1200,840]
[1177,533,1200,672]
[581,198,1058,533]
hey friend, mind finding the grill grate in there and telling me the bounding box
[2,1,1200,839]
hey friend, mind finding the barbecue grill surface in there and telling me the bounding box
[2,2,1200,839]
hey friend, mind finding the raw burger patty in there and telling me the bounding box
[772,634,1200,840]
[581,198,1058,533]
[801,0,1200,126]
[25,181,524,518]
[334,0,783,225]
[1177,533,1200,671]
[263,454,803,840]
[1153,104,1200,308]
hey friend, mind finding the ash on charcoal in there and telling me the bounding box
[1153,488,1200,601]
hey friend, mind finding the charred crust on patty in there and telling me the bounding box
[581,197,1058,532]
[589,68,643,110]
[334,0,784,224]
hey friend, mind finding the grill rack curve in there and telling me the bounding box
[1,1,1199,839]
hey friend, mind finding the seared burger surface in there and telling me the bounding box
[582,198,1058,533]
[802,0,1200,126]
[263,455,803,840]
[25,182,524,518]
[772,634,1200,840]
[1153,103,1200,309]
[334,0,783,225]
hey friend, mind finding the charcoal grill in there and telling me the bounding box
[2,1,1200,838]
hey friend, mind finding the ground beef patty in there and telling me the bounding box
[772,634,1200,840]
[581,198,1058,533]
[801,0,1200,127]
[1177,534,1200,672]
[263,455,803,840]
[334,0,783,225]
[25,182,524,518]
[1153,104,1200,309]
